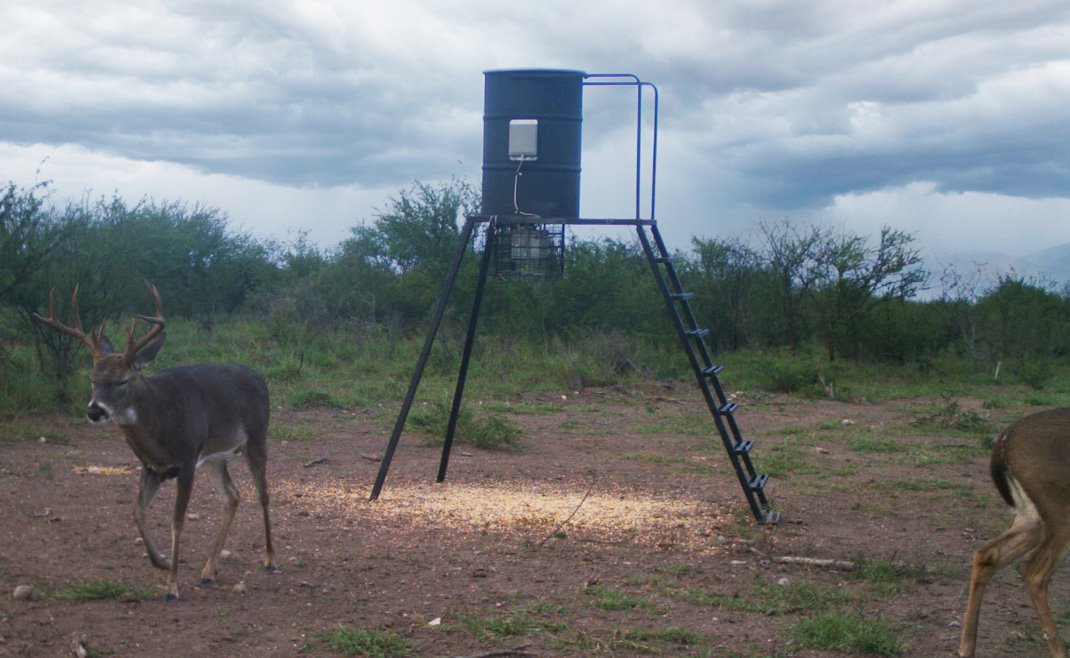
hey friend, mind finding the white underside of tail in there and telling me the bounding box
[1006,473,1042,526]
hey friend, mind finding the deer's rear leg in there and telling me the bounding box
[244,438,277,572]
[133,467,170,570]
[1020,531,1070,658]
[199,460,240,586]
[959,515,1042,657]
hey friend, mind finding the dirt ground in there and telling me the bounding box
[0,383,1061,657]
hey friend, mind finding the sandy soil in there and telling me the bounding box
[0,384,1058,657]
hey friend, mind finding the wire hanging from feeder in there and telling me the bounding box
[512,159,539,217]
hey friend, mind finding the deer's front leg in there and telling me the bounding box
[164,467,196,601]
[133,467,170,570]
[199,460,240,585]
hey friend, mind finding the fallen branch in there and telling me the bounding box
[303,457,328,468]
[538,482,593,547]
[773,556,856,571]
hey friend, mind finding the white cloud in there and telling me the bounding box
[0,142,390,247]
[0,0,1068,260]
[828,182,1070,257]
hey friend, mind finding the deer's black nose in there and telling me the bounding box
[87,404,109,422]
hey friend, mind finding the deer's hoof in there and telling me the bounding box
[264,563,280,574]
[163,593,179,602]
[199,577,216,586]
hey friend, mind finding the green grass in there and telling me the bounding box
[847,435,902,454]
[270,420,313,442]
[908,397,995,438]
[12,313,1070,419]
[318,625,411,657]
[557,416,615,436]
[854,558,912,596]
[289,388,348,409]
[581,585,658,611]
[633,410,712,437]
[620,452,713,474]
[790,611,902,655]
[660,563,702,577]
[756,444,830,478]
[621,627,705,646]
[558,626,708,655]
[458,605,568,641]
[410,400,523,451]
[885,477,970,493]
[675,576,851,616]
[668,573,899,655]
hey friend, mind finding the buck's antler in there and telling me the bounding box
[31,284,104,360]
[123,281,165,360]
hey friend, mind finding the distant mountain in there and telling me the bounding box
[926,242,1070,297]
[1027,242,1070,281]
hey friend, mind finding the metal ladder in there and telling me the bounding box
[636,222,780,525]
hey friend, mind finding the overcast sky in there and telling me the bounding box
[2,0,1068,260]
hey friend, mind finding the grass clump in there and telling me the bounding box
[581,585,657,611]
[319,625,411,657]
[752,354,821,395]
[790,612,902,655]
[621,627,705,646]
[270,421,311,442]
[910,396,992,438]
[289,388,348,409]
[560,626,706,655]
[410,400,523,451]
[675,572,900,655]
[459,606,567,641]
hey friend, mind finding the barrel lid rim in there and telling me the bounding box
[483,68,587,77]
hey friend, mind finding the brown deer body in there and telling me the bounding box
[959,408,1070,657]
[33,283,275,600]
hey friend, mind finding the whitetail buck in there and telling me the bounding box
[959,408,1070,657]
[33,282,276,600]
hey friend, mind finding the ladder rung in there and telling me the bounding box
[685,328,709,339]
[732,440,753,455]
[670,292,695,301]
[717,402,738,415]
[749,474,769,492]
[702,365,724,378]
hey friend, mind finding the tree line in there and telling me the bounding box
[2,178,1068,389]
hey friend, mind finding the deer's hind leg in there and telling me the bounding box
[199,459,240,586]
[1019,523,1070,658]
[244,437,276,572]
[959,509,1043,657]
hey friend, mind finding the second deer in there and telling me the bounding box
[33,282,276,600]
[959,407,1070,657]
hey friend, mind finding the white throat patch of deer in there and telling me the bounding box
[959,408,1070,658]
[33,281,276,601]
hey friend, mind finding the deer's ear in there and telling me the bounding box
[129,331,165,370]
[97,335,116,356]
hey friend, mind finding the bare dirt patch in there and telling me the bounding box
[0,384,1058,656]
